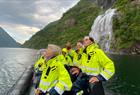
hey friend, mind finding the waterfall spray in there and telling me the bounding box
[89,8,116,52]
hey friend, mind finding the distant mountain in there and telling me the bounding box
[0,27,20,47]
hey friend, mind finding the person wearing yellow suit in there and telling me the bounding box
[33,49,47,89]
[35,44,72,95]
[34,55,46,74]
[64,42,76,62]
[71,36,115,95]
[61,48,73,66]
[73,40,84,67]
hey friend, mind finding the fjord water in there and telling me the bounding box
[104,54,140,95]
[0,48,36,95]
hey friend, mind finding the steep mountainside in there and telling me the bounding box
[23,0,101,49]
[0,27,20,47]
[112,0,140,54]
[23,0,140,54]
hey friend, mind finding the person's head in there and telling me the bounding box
[66,42,72,50]
[76,40,83,50]
[44,44,61,60]
[37,49,46,56]
[36,49,46,60]
[83,36,94,47]
[62,48,67,56]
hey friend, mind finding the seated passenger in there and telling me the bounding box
[35,44,72,95]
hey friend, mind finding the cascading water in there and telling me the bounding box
[89,8,116,52]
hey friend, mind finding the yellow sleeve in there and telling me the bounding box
[54,62,72,94]
[97,49,115,80]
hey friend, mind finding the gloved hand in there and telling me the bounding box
[49,88,59,95]
[89,76,99,83]
[70,67,80,76]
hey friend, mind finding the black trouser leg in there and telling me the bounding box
[89,82,105,95]
[71,73,89,95]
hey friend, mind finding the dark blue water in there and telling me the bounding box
[104,54,140,95]
[0,48,36,95]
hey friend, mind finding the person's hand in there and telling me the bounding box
[89,76,99,83]
[32,74,35,81]
[70,67,80,76]
[35,88,40,95]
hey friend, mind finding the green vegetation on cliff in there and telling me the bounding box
[23,0,101,49]
[113,0,140,52]
[23,0,140,54]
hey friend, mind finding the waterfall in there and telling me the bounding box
[89,8,116,52]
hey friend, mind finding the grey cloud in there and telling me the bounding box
[0,0,80,43]
[0,0,79,27]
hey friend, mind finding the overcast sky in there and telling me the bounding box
[0,0,80,44]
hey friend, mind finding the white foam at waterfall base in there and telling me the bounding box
[89,8,116,52]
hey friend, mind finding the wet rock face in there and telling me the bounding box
[96,0,116,9]
[64,18,77,27]
[130,42,140,54]
[85,0,116,9]
[120,42,140,55]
